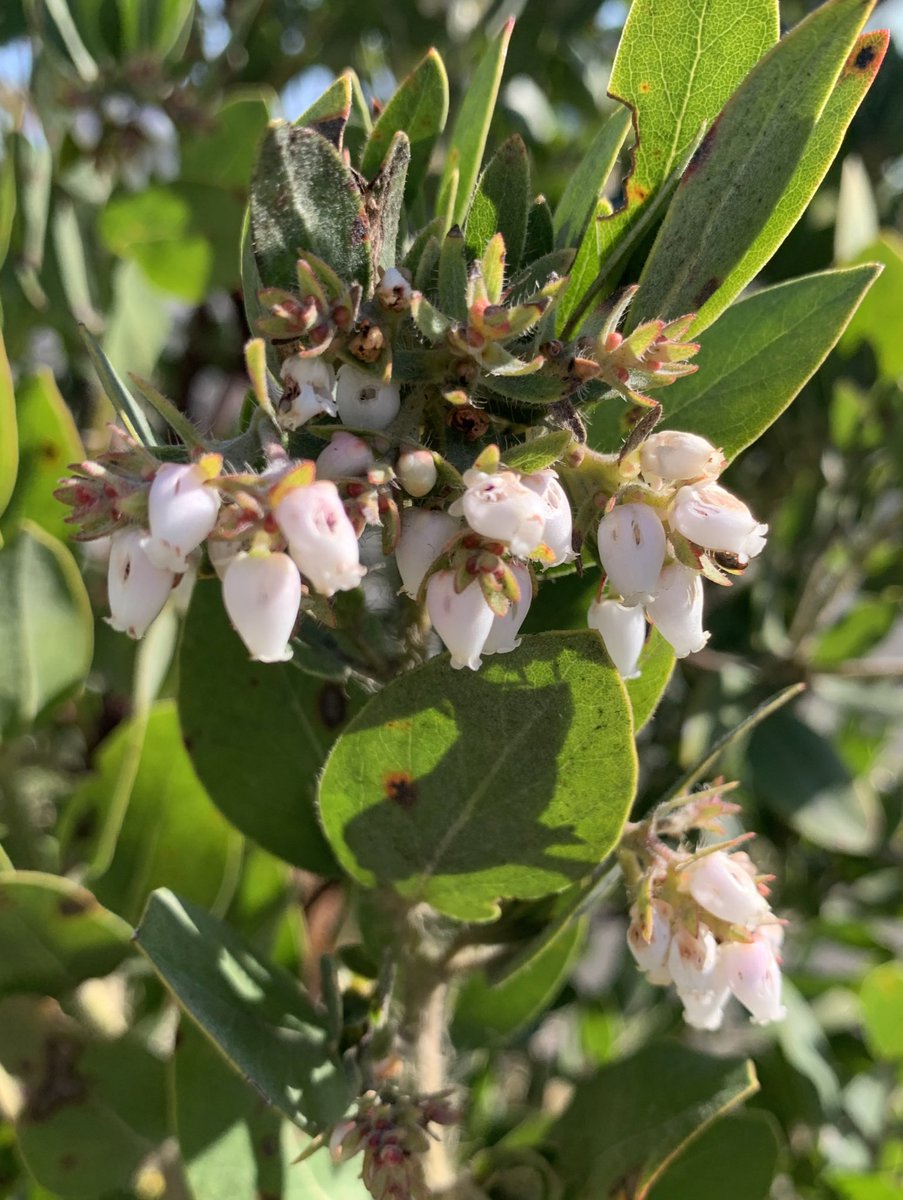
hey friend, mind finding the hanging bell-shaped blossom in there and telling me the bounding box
[222,549,302,663]
[626,900,673,975]
[107,527,176,638]
[483,564,532,655]
[316,432,376,481]
[142,461,221,573]
[670,482,768,558]
[587,597,647,679]
[451,470,546,558]
[720,936,786,1025]
[522,471,574,566]
[396,448,438,498]
[683,850,769,928]
[426,571,495,671]
[395,509,460,598]
[644,563,709,658]
[279,357,338,430]
[639,431,726,489]
[273,480,365,597]
[596,503,666,605]
[335,364,401,430]
[679,981,731,1031]
[667,926,719,995]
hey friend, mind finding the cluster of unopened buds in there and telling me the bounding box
[622,789,786,1030]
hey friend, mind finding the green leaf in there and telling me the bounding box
[625,629,675,732]
[102,259,174,382]
[590,265,880,458]
[840,232,903,380]
[465,134,530,269]
[0,994,168,1198]
[860,961,903,1060]
[693,29,889,332]
[553,107,631,250]
[480,372,562,405]
[250,123,372,293]
[548,1042,758,1198]
[135,888,356,1132]
[0,872,131,998]
[556,196,611,335]
[438,226,468,321]
[80,325,155,445]
[116,0,195,58]
[178,579,362,874]
[366,130,410,273]
[440,17,514,228]
[827,1173,903,1200]
[647,1113,781,1200]
[319,631,637,922]
[294,71,352,145]
[811,596,898,668]
[630,0,873,326]
[0,135,15,271]
[525,194,554,262]
[0,369,83,543]
[180,89,272,190]
[502,431,572,474]
[0,522,93,738]
[361,49,449,198]
[0,331,17,527]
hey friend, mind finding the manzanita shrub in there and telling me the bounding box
[1,0,901,1197]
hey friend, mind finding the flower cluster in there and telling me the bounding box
[622,791,786,1030]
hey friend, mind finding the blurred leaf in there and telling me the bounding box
[439,18,513,228]
[135,889,356,1133]
[553,107,631,252]
[180,90,272,191]
[52,199,101,329]
[361,49,449,198]
[0,995,167,1197]
[0,522,93,738]
[0,332,16,528]
[860,961,903,1060]
[0,138,15,271]
[117,0,195,58]
[827,1172,903,1200]
[178,579,362,874]
[775,980,841,1111]
[631,0,872,327]
[0,872,130,998]
[647,1112,781,1200]
[811,597,897,668]
[0,369,83,542]
[102,259,173,383]
[840,232,903,380]
[319,631,637,922]
[465,134,530,268]
[548,1042,758,1198]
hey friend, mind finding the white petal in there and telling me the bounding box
[223,551,301,662]
[644,563,709,658]
[521,472,574,566]
[460,471,546,557]
[588,598,647,679]
[626,899,673,974]
[683,850,769,928]
[671,482,768,558]
[596,503,666,605]
[426,572,495,670]
[720,938,786,1025]
[483,564,532,655]
[395,509,461,598]
[144,463,220,573]
[274,480,365,597]
[667,927,719,995]
[335,364,400,430]
[679,985,730,1031]
[107,528,175,639]
[639,431,726,488]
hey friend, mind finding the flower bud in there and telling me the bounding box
[683,850,769,928]
[596,503,666,605]
[143,462,221,573]
[667,926,719,995]
[587,598,647,679]
[679,984,730,1031]
[626,899,673,974]
[396,449,438,498]
[644,563,709,658]
[639,430,726,489]
[670,482,767,558]
[720,936,786,1025]
[316,432,376,481]
[335,364,401,430]
[222,550,301,663]
[522,471,574,566]
[452,469,545,558]
[483,564,532,655]
[376,266,413,311]
[279,356,337,430]
[107,528,175,638]
[273,480,366,597]
[395,509,460,598]
[426,571,496,671]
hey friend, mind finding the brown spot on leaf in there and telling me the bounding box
[684,117,721,179]
[383,772,418,810]
[58,1153,79,1171]
[259,1134,279,1157]
[386,719,412,732]
[628,181,648,202]
[639,81,651,94]
[58,890,96,918]
[39,441,59,462]
[843,32,888,78]
[318,683,348,729]
[24,1037,87,1122]
[694,277,721,307]
[350,216,368,246]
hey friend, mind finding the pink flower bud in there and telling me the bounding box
[720,936,786,1025]
[396,449,438,498]
[644,563,709,658]
[279,356,337,430]
[679,984,730,1031]
[639,431,726,489]
[683,850,769,928]
[426,571,495,671]
[451,469,545,558]
[395,509,460,598]
[626,899,673,975]
[222,550,301,663]
[596,503,666,605]
[143,463,221,573]
[336,364,400,430]
[667,926,718,995]
[316,432,376,481]
[670,482,767,558]
[522,471,574,566]
[107,528,175,638]
[483,564,532,655]
[587,597,647,679]
[273,480,366,597]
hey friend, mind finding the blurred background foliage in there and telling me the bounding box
[0,1,901,1198]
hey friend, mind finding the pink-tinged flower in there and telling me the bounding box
[316,432,375,481]
[395,509,460,598]
[273,480,365,597]
[627,899,673,974]
[667,926,719,995]
[426,571,495,670]
[679,982,731,1031]
[396,449,438,498]
[336,364,400,430]
[596,503,666,605]
[720,936,786,1025]
[143,462,221,573]
[279,356,337,430]
[222,550,301,663]
[639,430,726,489]
[670,482,767,558]
[483,564,532,655]
[683,850,769,928]
[644,562,709,658]
[451,469,545,558]
[107,528,175,638]
[587,597,647,679]
[522,471,574,567]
